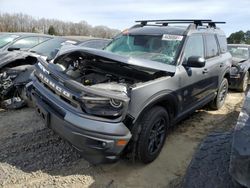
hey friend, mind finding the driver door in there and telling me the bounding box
[178,34,211,112]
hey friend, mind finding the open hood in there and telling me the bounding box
[56,46,176,74]
[232,57,247,66]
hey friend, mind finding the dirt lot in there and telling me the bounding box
[0,91,245,188]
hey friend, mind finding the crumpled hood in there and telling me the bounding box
[56,45,176,73]
[232,57,247,66]
[0,51,44,70]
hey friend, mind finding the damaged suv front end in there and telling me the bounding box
[27,36,178,163]
[29,59,131,163]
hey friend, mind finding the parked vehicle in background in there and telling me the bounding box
[27,19,231,164]
[228,44,250,92]
[78,38,111,49]
[0,37,79,109]
[0,33,52,52]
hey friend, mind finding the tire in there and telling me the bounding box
[210,78,228,110]
[135,106,169,164]
[183,132,242,188]
[238,71,249,92]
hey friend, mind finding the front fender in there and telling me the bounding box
[130,89,179,123]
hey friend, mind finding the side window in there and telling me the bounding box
[10,37,49,49]
[183,35,204,61]
[217,35,227,54]
[205,35,219,58]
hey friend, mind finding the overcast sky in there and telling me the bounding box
[0,0,249,36]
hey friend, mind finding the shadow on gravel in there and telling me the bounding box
[0,128,86,175]
[0,90,245,187]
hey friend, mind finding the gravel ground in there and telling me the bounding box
[0,91,245,188]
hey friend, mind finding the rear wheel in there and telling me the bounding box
[135,106,169,163]
[210,78,228,110]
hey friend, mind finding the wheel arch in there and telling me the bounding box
[224,71,230,80]
[133,92,179,126]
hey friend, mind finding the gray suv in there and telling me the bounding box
[27,19,232,164]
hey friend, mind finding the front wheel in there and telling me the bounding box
[238,71,249,92]
[135,106,169,164]
[210,78,228,110]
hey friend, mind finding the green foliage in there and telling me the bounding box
[31,27,37,33]
[48,25,56,35]
[228,30,250,44]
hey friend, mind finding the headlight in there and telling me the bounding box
[230,67,240,77]
[81,95,124,118]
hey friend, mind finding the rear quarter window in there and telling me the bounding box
[217,35,227,54]
[205,35,219,58]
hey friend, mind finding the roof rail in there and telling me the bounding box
[134,19,225,28]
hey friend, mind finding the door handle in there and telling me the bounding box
[202,69,209,74]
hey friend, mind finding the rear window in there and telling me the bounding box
[205,35,219,58]
[217,35,227,53]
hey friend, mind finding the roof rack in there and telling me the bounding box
[134,19,225,28]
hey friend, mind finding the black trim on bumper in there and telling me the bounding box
[229,76,243,89]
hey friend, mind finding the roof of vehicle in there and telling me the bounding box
[54,36,80,44]
[127,19,226,36]
[4,32,52,38]
[228,44,250,48]
[127,26,187,36]
[79,38,111,42]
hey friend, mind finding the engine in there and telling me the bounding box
[56,55,139,86]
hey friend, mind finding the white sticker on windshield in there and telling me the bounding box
[65,40,77,44]
[61,40,77,46]
[237,47,248,50]
[162,34,183,41]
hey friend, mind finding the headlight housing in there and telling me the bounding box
[230,66,240,78]
[81,95,124,118]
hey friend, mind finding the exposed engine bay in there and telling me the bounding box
[53,51,169,88]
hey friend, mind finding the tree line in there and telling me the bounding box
[227,30,250,44]
[1,12,249,43]
[0,13,120,38]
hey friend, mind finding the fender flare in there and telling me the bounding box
[132,90,180,124]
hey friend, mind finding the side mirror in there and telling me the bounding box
[7,47,20,51]
[187,56,206,68]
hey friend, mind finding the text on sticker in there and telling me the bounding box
[162,34,183,41]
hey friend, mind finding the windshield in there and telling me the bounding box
[30,38,77,60]
[228,46,249,60]
[104,34,183,65]
[0,34,19,48]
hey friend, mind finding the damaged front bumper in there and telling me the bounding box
[27,74,132,164]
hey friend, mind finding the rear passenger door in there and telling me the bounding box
[203,34,221,94]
